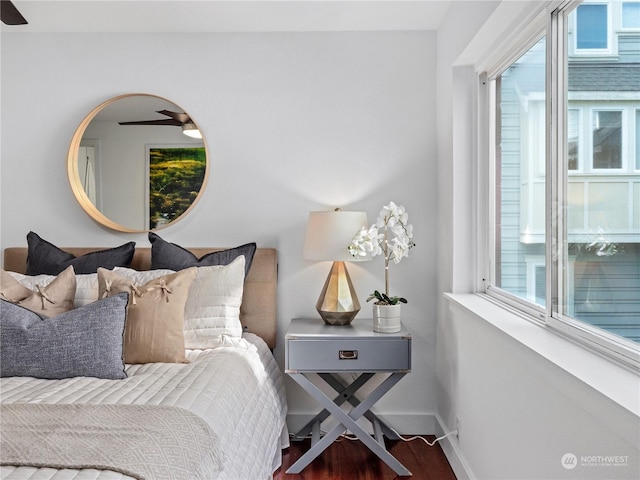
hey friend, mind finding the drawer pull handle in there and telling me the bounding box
[339,350,358,360]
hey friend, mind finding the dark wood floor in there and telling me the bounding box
[274,436,457,480]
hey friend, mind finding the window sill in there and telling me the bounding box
[444,293,640,418]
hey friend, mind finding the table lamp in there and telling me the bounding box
[303,209,369,325]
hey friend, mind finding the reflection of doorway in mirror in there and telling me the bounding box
[79,139,100,208]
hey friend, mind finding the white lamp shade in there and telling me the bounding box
[303,210,369,262]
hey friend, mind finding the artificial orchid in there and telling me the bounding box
[348,201,415,304]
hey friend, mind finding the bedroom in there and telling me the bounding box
[1,1,638,479]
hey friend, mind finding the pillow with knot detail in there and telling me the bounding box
[0,265,76,318]
[98,267,196,364]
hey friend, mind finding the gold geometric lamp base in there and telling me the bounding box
[316,261,361,326]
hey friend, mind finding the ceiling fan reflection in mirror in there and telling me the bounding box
[1,0,27,25]
[119,110,202,139]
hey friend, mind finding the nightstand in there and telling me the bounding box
[285,317,412,476]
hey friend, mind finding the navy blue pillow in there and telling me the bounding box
[149,232,256,276]
[0,293,129,380]
[26,231,135,275]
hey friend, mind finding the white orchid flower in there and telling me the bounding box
[347,201,416,302]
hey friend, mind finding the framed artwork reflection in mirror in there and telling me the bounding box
[147,144,206,229]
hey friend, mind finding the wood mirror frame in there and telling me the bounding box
[67,93,209,233]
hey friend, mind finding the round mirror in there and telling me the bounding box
[67,93,208,232]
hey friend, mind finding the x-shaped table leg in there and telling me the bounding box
[290,373,374,441]
[286,372,411,476]
[318,373,402,441]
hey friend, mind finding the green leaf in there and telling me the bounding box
[366,290,408,305]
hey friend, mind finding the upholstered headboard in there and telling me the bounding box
[3,247,278,349]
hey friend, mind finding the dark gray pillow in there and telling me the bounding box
[26,231,135,275]
[149,232,256,276]
[0,293,129,380]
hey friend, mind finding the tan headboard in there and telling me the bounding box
[3,247,278,349]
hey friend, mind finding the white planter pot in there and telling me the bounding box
[372,304,402,333]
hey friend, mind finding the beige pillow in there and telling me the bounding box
[0,266,76,318]
[7,271,99,307]
[114,256,246,349]
[98,267,196,364]
[1,269,33,303]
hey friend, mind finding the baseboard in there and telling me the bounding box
[286,412,475,479]
[286,412,435,437]
[434,413,475,480]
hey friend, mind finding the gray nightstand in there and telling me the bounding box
[285,317,412,476]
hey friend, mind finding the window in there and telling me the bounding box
[525,256,547,306]
[576,3,609,49]
[568,109,580,170]
[592,110,622,169]
[494,38,546,304]
[636,109,640,169]
[486,0,640,366]
[622,1,640,29]
[569,105,637,173]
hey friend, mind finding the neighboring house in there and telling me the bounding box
[2,2,638,478]
[499,0,640,341]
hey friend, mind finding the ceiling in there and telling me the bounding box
[1,0,454,33]
[91,95,180,123]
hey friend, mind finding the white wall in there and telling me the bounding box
[0,30,437,431]
[4,6,637,480]
[436,0,500,445]
[436,2,640,479]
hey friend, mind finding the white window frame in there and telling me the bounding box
[589,107,626,172]
[635,108,640,170]
[570,103,640,174]
[568,107,582,172]
[572,0,615,55]
[527,254,577,315]
[621,1,640,30]
[483,0,640,369]
[525,255,547,305]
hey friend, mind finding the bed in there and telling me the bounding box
[0,242,288,480]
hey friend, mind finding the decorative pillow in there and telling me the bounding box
[115,256,246,349]
[26,231,135,275]
[6,270,99,308]
[149,232,256,276]
[0,270,32,303]
[0,293,128,380]
[0,266,76,318]
[98,267,197,364]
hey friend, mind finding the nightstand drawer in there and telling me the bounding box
[286,338,411,372]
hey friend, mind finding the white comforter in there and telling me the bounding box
[0,333,288,480]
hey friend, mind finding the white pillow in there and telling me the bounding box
[8,271,99,307]
[114,255,245,349]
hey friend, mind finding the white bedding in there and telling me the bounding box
[0,333,288,480]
